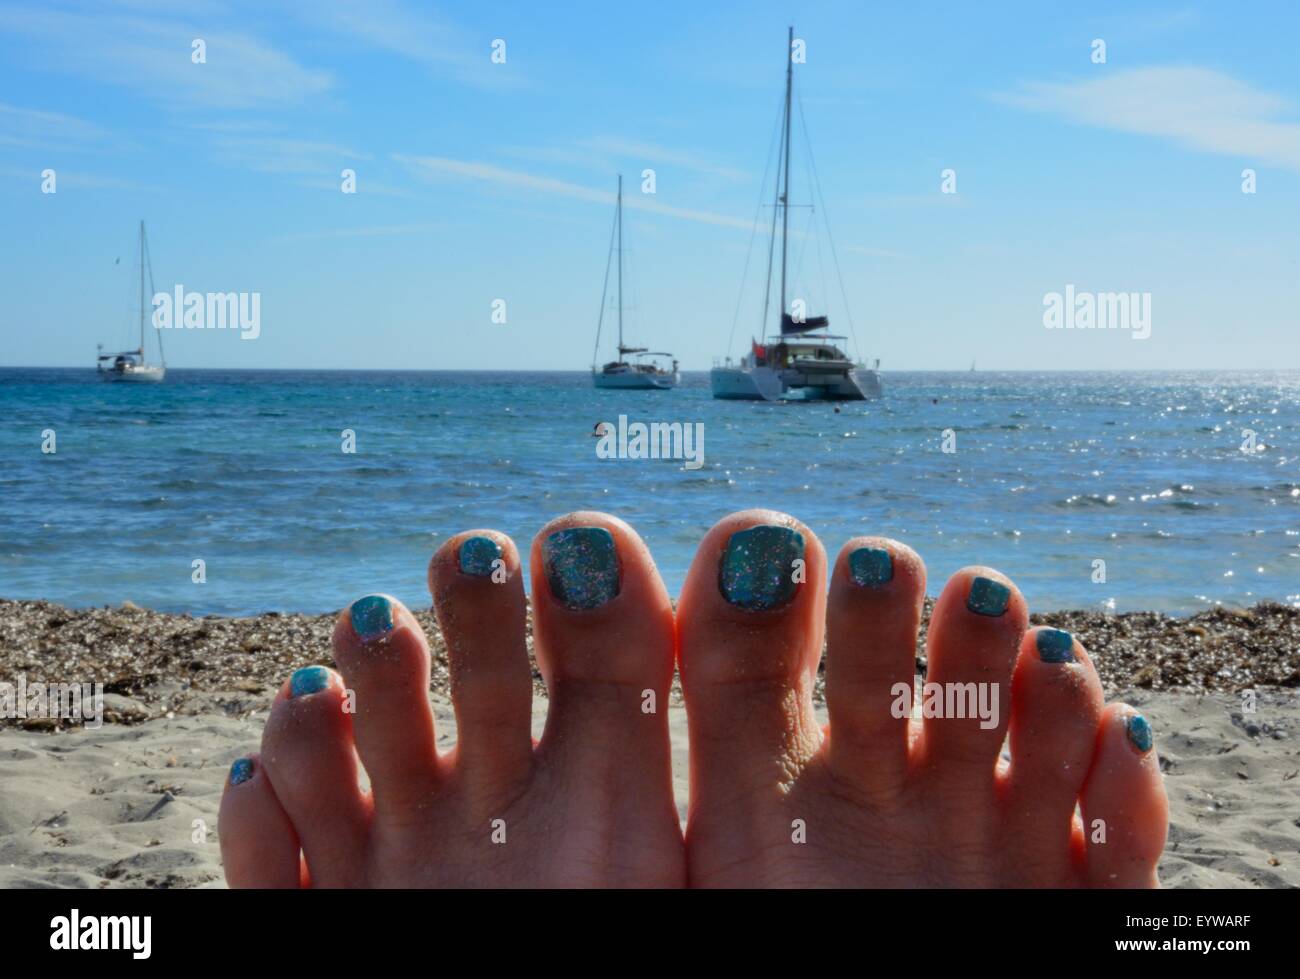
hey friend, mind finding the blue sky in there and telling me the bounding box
[2,0,1298,370]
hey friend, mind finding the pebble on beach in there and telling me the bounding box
[0,598,1297,728]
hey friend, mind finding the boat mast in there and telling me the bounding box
[779,25,793,324]
[144,223,163,367]
[138,220,145,355]
[616,174,624,356]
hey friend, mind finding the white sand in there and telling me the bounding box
[2,690,1296,888]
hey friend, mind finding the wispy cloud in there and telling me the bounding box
[208,135,368,175]
[997,66,1300,172]
[395,155,758,230]
[287,0,523,89]
[576,137,749,181]
[0,4,332,109]
[0,163,155,190]
[0,101,115,152]
[500,137,749,183]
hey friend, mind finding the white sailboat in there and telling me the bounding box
[592,175,679,390]
[711,27,881,402]
[97,220,165,383]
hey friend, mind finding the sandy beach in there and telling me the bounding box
[2,598,1297,888]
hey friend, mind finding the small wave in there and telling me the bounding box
[1060,493,1120,507]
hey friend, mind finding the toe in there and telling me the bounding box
[677,509,826,806]
[530,512,675,695]
[428,531,532,782]
[218,753,303,888]
[332,595,443,814]
[259,666,370,887]
[918,567,1027,788]
[1080,704,1168,888]
[824,537,926,798]
[1000,627,1104,880]
[529,511,682,883]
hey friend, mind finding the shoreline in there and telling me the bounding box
[2,597,1296,728]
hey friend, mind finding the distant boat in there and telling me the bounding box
[591,175,678,390]
[710,27,881,402]
[970,359,976,372]
[97,221,165,383]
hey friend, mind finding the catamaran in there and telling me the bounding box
[97,220,165,383]
[711,27,881,402]
[592,175,679,390]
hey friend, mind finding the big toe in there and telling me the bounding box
[528,511,682,884]
[677,510,827,847]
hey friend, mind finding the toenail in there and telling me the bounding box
[1126,714,1154,753]
[1036,628,1075,663]
[230,757,254,786]
[542,527,620,610]
[848,546,893,587]
[719,524,805,611]
[966,576,1010,617]
[459,536,502,577]
[350,595,394,642]
[290,666,332,698]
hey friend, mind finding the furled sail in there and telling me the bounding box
[780,313,830,335]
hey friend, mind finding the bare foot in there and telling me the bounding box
[677,509,1168,888]
[219,513,684,887]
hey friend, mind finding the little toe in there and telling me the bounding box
[1080,704,1169,888]
[218,753,303,888]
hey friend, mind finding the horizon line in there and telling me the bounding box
[4,365,1297,375]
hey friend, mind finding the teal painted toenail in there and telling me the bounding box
[967,576,1010,617]
[230,757,254,786]
[459,536,502,577]
[849,547,893,587]
[290,666,331,698]
[542,527,620,610]
[350,594,393,642]
[1036,628,1075,663]
[1127,714,1153,753]
[719,525,805,611]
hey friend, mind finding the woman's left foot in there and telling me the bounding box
[219,512,684,887]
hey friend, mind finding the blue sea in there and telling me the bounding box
[1,368,1297,617]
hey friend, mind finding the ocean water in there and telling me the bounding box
[1,368,1297,617]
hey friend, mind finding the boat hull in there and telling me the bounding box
[593,370,679,390]
[101,366,166,383]
[710,365,880,401]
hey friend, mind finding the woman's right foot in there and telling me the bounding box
[678,510,1169,888]
[219,513,684,887]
